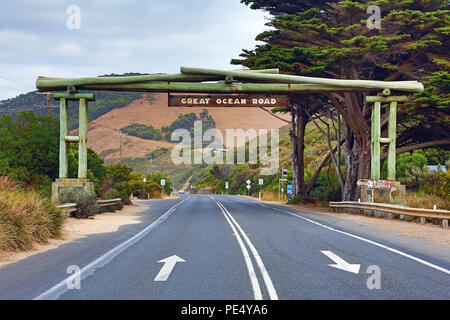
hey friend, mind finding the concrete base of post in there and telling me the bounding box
[52,178,95,200]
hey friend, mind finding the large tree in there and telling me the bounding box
[234,0,449,200]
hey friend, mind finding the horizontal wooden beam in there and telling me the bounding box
[65,136,80,142]
[43,82,399,94]
[180,67,424,93]
[36,69,279,91]
[365,96,409,103]
[53,93,95,101]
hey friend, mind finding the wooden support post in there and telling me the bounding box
[59,98,68,178]
[371,102,381,180]
[387,102,397,180]
[78,98,88,179]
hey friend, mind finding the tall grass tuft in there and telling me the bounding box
[405,191,449,211]
[0,180,65,254]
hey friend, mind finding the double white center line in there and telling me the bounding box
[215,201,278,300]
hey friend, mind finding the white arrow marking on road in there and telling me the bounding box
[154,255,185,281]
[321,251,360,274]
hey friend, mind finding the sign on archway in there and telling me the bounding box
[168,95,289,108]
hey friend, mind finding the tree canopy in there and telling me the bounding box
[234,0,450,200]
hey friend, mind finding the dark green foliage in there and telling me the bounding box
[121,123,163,140]
[381,150,428,180]
[58,188,99,219]
[234,0,450,201]
[102,188,120,200]
[288,194,306,205]
[67,144,107,196]
[162,110,216,142]
[101,164,133,204]
[0,112,59,196]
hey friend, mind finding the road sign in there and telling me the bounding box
[282,169,288,177]
[225,182,229,189]
[168,95,290,108]
[259,179,264,185]
[143,178,146,183]
[161,179,166,186]
[246,185,251,190]
[287,184,293,202]
[246,180,251,185]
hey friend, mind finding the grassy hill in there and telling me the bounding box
[0,90,144,130]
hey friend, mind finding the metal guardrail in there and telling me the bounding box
[58,198,122,215]
[97,198,122,207]
[57,203,77,215]
[329,201,450,228]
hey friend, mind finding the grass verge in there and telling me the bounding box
[0,180,65,254]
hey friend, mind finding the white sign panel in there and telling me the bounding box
[161,179,166,186]
[259,179,264,185]
[247,185,251,190]
[225,182,229,189]
[246,180,251,185]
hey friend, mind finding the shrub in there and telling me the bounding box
[100,188,124,212]
[423,170,450,202]
[405,191,449,210]
[58,188,99,218]
[0,180,65,253]
[103,188,120,200]
[288,194,306,205]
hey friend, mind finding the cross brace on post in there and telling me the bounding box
[365,90,408,180]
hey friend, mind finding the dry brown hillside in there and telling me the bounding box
[82,93,290,161]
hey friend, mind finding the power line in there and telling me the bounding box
[0,74,35,90]
[0,85,25,92]
[90,122,119,132]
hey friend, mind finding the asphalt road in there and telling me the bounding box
[0,195,449,300]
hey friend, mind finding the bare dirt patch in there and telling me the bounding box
[0,203,149,267]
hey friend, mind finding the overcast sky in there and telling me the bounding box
[0,0,269,100]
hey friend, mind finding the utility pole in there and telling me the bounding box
[145,155,157,176]
[113,130,128,164]
[46,93,51,116]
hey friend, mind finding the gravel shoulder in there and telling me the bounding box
[271,201,450,247]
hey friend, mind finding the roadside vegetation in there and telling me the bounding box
[0,179,65,254]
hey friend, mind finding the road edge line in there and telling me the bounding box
[34,196,191,300]
[260,203,450,275]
